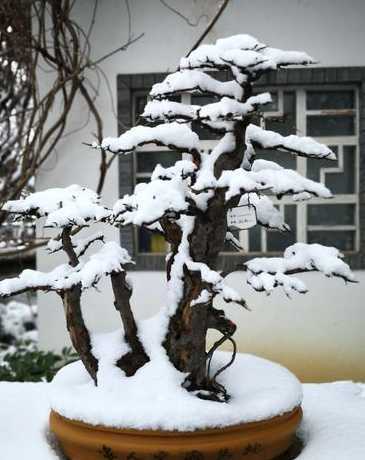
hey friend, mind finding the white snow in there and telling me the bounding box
[221,49,273,72]
[113,177,189,226]
[215,34,265,51]
[296,382,365,460]
[151,159,197,181]
[3,185,110,228]
[180,35,315,75]
[247,271,308,297]
[199,93,271,121]
[245,242,355,295]
[0,382,61,460]
[216,160,332,201]
[217,168,268,200]
[246,124,336,161]
[261,47,316,66]
[180,44,227,69]
[143,94,271,123]
[101,123,199,154]
[0,242,132,296]
[193,132,236,192]
[1,378,364,459]
[186,260,247,308]
[142,99,199,122]
[150,70,243,100]
[51,318,302,431]
[165,215,195,315]
[0,301,38,345]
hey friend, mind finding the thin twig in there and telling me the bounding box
[186,0,230,56]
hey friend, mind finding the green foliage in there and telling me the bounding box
[0,344,78,382]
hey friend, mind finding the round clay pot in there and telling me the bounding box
[50,406,302,460]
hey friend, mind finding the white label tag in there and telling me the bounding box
[227,205,257,230]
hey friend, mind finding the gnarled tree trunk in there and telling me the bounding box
[163,119,247,399]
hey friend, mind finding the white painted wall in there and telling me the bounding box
[37,0,365,381]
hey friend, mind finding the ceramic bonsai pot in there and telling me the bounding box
[50,406,302,460]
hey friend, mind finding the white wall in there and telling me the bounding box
[37,0,365,382]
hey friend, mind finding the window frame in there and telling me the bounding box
[117,67,365,271]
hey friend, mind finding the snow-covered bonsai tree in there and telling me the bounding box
[0,35,355,402]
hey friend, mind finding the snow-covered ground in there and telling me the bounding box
[0,379,364,459]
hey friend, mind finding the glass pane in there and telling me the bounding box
[249,225,261,252]
[136,151,181,173]
[267,205,297,252]
[307,231,355,251]
[191,94,221,140]
[307,145,355,194]
[265,91,296,136]
[256,149,296,170]
[326,145,356,194]
[306,90,355,110]
[307,115,355,136]
[308,204,355,226]
[138,228,167,253]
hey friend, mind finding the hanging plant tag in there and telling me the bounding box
[227,205,257,230]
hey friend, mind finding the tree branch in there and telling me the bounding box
[110,270,149,376]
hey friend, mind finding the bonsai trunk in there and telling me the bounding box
[163,120,247,397]
[110,271,149,376]
[62,286,98,383]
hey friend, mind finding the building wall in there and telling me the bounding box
[37,0,365,382]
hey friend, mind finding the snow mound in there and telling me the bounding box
[50,316,302,431]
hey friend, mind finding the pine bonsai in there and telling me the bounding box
[0,35,355,402]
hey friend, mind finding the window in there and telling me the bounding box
[241,87,359,254]
[117,68,365,270]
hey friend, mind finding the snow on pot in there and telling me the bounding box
[0,33,356,460]
[49,325,303,460]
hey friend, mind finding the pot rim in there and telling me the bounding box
[50,405,302,437]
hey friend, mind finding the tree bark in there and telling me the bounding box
[62,286,98,384]
[163,120,247,398]
[110,271,149,376]
[60,227,98,384]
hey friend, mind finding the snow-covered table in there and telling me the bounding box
[1,380,364,459]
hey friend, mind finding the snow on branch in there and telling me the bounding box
[192,133,236,192]
[3,185,110,228]
[143,94,271,124]
[245,242,356,296]
[150,70,243,100]
[187,261,248,309]
[99,123,199,155]
[47,232,105,257]
[215,34,266,51]
[0,242,132,298]
[244,124,336,168]
[180,45,266,71]
[199,94,271,121]
[179,35,315,75]
[142,100,200,122]
[151,160,197,181]
[113,177,189,226]
[251,160,332,199]
[217,161,332,202]
[261,47,317,66]
[217,168,270,200]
